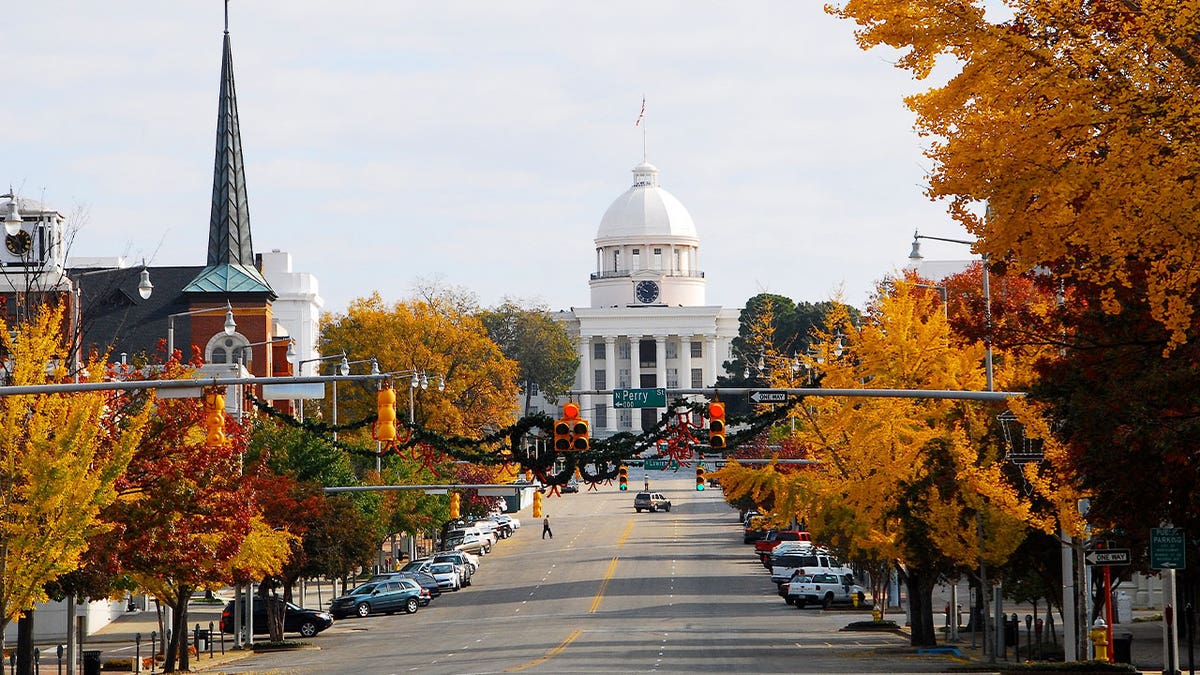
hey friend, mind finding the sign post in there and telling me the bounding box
[1151,527,1186,673]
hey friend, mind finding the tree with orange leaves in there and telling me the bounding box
[831,0,1200,348]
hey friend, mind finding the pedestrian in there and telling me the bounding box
[542,514,553,539]
[643,476,649,491]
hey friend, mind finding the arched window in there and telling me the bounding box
[205,333,250,365]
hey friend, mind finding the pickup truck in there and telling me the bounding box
[753,530,812,562]
[786,572,867,609]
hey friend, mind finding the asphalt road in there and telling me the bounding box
[216,472,968,674]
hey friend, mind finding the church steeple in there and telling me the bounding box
[184,1,273,296]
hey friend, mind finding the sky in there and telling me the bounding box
[5,1,979,317]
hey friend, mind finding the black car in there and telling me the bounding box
[219,599,333,638]
[370,571,441,602]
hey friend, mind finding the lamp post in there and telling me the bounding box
[166,302,236,361]
[1,189,23,236]
[337,357,378,444]
[234,336,296,371]
[68,265,155,380]
[909,231,993,391]
[295,351,348,422]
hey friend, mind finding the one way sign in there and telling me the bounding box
[1085,549,1131,566]
[749,390,789,404]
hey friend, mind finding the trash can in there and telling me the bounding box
[1112,632,1133,664]
[82,649,102,675]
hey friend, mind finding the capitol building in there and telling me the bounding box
[550,160,739,437]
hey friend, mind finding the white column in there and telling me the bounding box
[705,335,718,386]
[631,335,643,389]
[655,335,668,417]
[578,335,592,422]
[679,334,693,391]
[605,337,618,434]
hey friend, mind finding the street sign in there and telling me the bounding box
[749,389,789,404]
[1084,548,1131,566]
[1151,527,1187,569]
[612,387,667,408]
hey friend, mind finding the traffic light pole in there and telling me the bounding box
[568,387,1022,402]
[0,373,389,396]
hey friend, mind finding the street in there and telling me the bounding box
[213,472,964,674]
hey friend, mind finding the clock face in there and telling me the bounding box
[635,280,660,304]
[5,231,31,256]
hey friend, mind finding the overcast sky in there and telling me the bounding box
[6,1,978,316]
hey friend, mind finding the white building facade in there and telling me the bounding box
[550,161,739,436]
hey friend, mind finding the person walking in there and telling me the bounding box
[542,515,553,539]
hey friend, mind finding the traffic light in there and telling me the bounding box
[618,465,628,491]
[449,492,461,520]
[708,401,726,449]
[204,392,226,446]
[374,387,397,442]
[696,465,706,491]
[571,418,590,451]
[532,490,544,518]
[555,402,583,451]
[553,417,572,451]
[525,469,533,482]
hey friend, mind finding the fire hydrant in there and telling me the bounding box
[1089,618,1108,661]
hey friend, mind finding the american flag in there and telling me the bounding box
[635,97,645,126]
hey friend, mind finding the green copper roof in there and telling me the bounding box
[182,263,272,294]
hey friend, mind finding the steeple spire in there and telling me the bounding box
[185,1,273,296]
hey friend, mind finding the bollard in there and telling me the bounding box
[135,633,141,674]
[33,647,39,675]
[208,622,216,658]
[1025,614,1033,661]
[1035,618,1044,659]
[57,645,64,675]
[150,631,157,674]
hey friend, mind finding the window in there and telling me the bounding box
[617,342,631,359]
[665,341,677,359]
[528,382,540,397]
[631,248,641,271]
[619,410,632,429]
[613,250,620,271]
[594,370,606,390]
[691,341,703,358]
[212,347,228,364]
[618,369,630,388]
[691,368,704,388]
[593,342,605,360]
[653,248,663,269]
[595,404,607,428]
[666,368,678,389]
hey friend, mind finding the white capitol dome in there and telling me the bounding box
[595,162,698,242]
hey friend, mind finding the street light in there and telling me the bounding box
[2,189,23,236]
[166,302,236,360]
[233,336,296,369]
[295,351,348,422]
[909,231,993,391]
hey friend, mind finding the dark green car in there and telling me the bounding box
[329,579,426,618]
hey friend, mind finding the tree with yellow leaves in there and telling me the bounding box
[830,0,1200,347]
[782,279,1031,645]
[0,305,150,643]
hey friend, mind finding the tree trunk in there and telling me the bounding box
[163,586,191,673]
[905,568,938,647]
[267,594,285,642]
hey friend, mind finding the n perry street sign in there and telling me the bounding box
[1151,527,1187,570]
[1084,548,1131,567]
[749,389,789,404]
[612,387,667,409]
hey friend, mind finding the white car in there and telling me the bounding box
[493,514,521,530]
[428,562,463,591]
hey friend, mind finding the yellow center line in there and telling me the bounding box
[616,518,634,547]
[505,629,582,672]
[589,556,619,613]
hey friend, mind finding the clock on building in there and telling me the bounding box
[635,280,660,304]
[5,230,31,256]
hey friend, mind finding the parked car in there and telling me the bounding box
[369,571,441,602]
[329,578,426,618]
[561,479,580,493]
[441,528,491,555]
[433,550,479,578]
[787,573,867,609]
[428,561,463,591]
[743,515,768,544]
[219,599,333,638]
[770,548,846,585]
[755,530,813,563]
[477,517,512,539]
[633,492,671,513]
[492,514,520,531]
